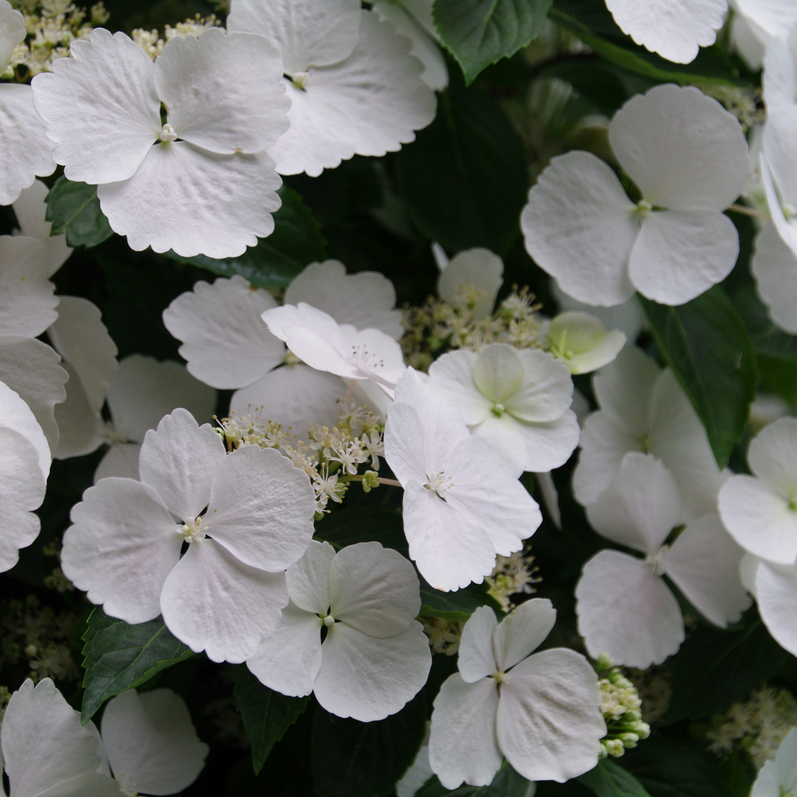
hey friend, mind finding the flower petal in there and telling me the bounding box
[752,222,797,335]
[458,605,499,683]
[287,540,336,615]
[12,179,71,277]
[756,560,797,657]
[54,362,105,460]
[0,378,50,480]
[748,416,797,495]
[492,598,556,673]
[93,443,141,483]
[437,248,502,318]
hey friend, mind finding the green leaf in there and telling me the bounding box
[233,666,310,775]
[419,577,503,621]
[312,692,427,797]
[640,286,757,468]
[395,75,527,257]
[434,0,553,85]
[416,762,535,796]
[733,288,797,361]
[80,608,194,723]
[579,759,652,797]
[549,0,750,89]
[45,177,114,248]
[165,186,326,289]
[314,508,409,557]
[664,618,792,725]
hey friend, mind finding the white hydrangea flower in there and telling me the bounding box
[603,0,726,64]
[751,726,797,797]
[750,558,797,657]
[436,247,504,319]
[547,311,627,375]
[428,599,605,787]
[247,540,431,722]
[751,223,797,335]
[61,408,316,663]
[384,369,542,591]
[11,179,71,277]
[573,346,725,524]
[576,453,750,668]
[718,416,797,565]
[732,0,797,71]
[427,343,580,473]
[760,109,797,265]
[227,0,437,176]
[32,27,290,258]
[0,1,56,206]
[762,25,797,110]
[0,379,50,573]
[522,84,750,306]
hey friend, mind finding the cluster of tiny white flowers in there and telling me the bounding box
[484,550,539,612]
[131,14,223,60]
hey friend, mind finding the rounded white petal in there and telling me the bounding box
[718,475,797,564]
[163,276,282,390]
[492,598,556,673]
[521,151,638,307]
[0,378,50,480]
[604,0,726,63]
[761,149,797,262]
[734,0,797,40]
[586,452,681,555]
[437,248,503,318]
[576,550,684,668]
[48,296,117,417]
[748,416,797,495]
[752,222,797,335]
[773,726,797,792]
[609,84,749,209]
[554,283,646,342]
[756,560,797,656]
[93,443,141,483]
[762,32,797,110]
[471,344,527,408]
[54,362,105,460]
[227,0,362,73]
[427,349,492,426]
[0,336,67,454]
[751,758,782,797]
[245,601,323,697]
[32,29,160,184]
[101,689,208,796]
[231,365,346,436]
[428,674,502,790]
[314,621,431,721]
[0,3,25,71]
[266,11,436,176]
[206,444,315,571]
[2,679,117,797]
[328,542,420,638]
[287,540,336,615]
[505,349,575,423]
[0,235,57,338]
[0,84,56,206]
[458,606,499,683]
[98,142,282,258]
[107,355,217,444]
[12,179,71,277]
[62,478,182,624]
[549,311,627,375]
[284,260,403,339]
[629,208,739,305]
[498,648,604,782]
[469,412,529,472]
[663,514,751,626]
[138,409,225,521]
[155,28,289,154]
[160,540,288,663]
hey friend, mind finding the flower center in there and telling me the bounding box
[291,71,309,90]
[179,516,208,544]
[784,202,797,222]
[491,402,506,417]
[634,199,652,220]
[644,545,670,576]
[424,470,453,497]
[159,123,177,143]
[350,343,384,373]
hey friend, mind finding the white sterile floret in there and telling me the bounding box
[0,380,50,572]
[227,0,437,177]
[547,311,627,375]
[61,408,316,662]
[0,1,56,206]
[573,346,725,523]
[751,223,797,335]
[32,27,290,258]
[247,540,431,722]
[760,109,797,265]
[718,416,797,566]
[427,343,580,473]
[522,84,750,307]
[733,0,797,71]
[751,726,797,797]
[428,599,605,787]
[762,27,797,111]
[436,247,504,319]
[576,453,750,668]
[11,180,71,277]
[603,0,727,64]
[384,369,542,591]
[748,557,797,657]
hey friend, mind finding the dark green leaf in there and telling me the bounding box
[395,76,527,256]
[80,609,194,723]
[233,666,310,775]
[45,177,113,248]
[416,762,535,796]
[549,0,749,89]
[621,737,734,797]
[166,186,326,289]
[579,759,652,797]
[640,286,757,468]
[733,288,797,361]
[312,692,427,797]
[664,618,792,725]
[434,0,552,85]
[419,577,503,621]
[314,507,409,556]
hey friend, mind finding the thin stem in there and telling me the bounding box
[728,203,770,220]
